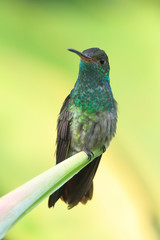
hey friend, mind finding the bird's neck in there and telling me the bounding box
[70,61,115,113]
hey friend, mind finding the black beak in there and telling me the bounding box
[68,48,91,60]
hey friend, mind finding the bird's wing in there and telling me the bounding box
[48,94,71,208]
[56,94,72,164]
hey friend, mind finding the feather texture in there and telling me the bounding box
[48,95,103,208]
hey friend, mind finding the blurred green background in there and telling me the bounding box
[0,0,160,239]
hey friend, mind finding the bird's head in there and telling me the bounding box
[68,48,110,82]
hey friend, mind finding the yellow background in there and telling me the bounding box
[0,1,160,239]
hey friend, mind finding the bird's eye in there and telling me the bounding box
[99,59,105,65]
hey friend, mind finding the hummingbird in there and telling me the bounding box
[48,48,117,209]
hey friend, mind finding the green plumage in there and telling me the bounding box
[48,48,117,209]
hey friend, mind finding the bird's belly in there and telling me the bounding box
[70,109,117,153]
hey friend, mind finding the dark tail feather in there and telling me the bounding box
[48,188,63,208]
[48,155,102,209]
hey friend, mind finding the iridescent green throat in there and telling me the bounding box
[70,61,115,113]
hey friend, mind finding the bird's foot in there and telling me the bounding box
[102,145,106,153]
[83,148,94,161]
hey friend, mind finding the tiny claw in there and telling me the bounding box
[83,148,94,161]
[102,145,106,153]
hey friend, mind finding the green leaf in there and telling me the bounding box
[0,149,102,239]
